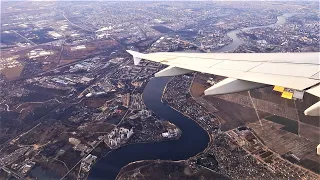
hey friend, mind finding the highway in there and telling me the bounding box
[62,11,95,32]
[11,30,37,46]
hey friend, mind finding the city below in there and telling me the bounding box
[0,1,319,180]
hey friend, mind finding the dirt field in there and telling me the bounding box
[205,96,271,131]
[248,119,320,174]
[0,65,24,79]
[299,122,320,142]
[190,81,206,97]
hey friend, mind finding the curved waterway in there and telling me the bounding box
[88,13,295,180]
[88,77,209,180]
[216,13,297,52]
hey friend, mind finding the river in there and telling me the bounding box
[216,13,297,52]
[88,13,295,180]
[88,77,209,180]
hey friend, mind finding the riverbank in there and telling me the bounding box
[116,159,230,180]
[115,159,186,180]
[161,76,213,150]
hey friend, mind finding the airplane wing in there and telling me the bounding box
[127,50,320,116]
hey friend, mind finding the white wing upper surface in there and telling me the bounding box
[127,50,320,116]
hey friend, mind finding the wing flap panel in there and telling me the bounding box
[210,61,262,71]
[165,57,222,68]
[249,63,319,78]
[311,72,320,80]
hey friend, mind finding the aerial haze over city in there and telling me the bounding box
[0,1,319,180]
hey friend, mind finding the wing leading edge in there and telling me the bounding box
[127,50,320,116]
